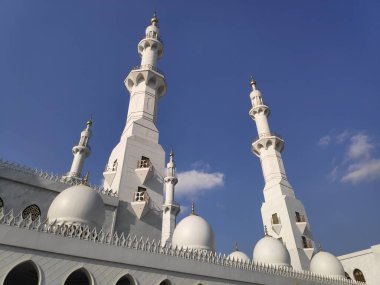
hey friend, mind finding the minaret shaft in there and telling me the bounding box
[65,120,92,180]
[162,151,180,245]
[249,78,315,270]
[102,15,167,240]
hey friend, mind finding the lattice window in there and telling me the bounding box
[137,156,151,168]
[271,213,280,224]
[353,269,366,282]
[134,187,148,202]
[22,204,41,221]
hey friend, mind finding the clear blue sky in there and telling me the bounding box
[1,1,379,257]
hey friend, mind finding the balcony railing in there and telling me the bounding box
[252,132,284,143]
[134,191,150,203]
[131,64,165,76]
[141,33,164,44]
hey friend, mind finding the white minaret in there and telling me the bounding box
[162,150,180,245]
[64,119,92,181]
[248,77,315,270]
[102,14,167,239]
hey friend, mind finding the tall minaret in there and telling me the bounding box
[63,118,92,181]
[102,14,167,239]
[162,150,180,245]
[248,77,315,270]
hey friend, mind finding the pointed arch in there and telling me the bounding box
[353,269,366,282]
[64,267,93,285]
[158,279,173,285]
[136,73,145,86]
[4,260,41,285]
[22,204,41,221]
[115,273,136,285]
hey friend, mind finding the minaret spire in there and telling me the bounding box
[248,77,315,270]
[63,118,92,181]
[161,149,180,245]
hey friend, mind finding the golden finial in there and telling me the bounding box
[250,75,256,87]
[82,172,89,185]
[86,114,93,127]
[234,242,239,251]
[151,12,158,26]
[191,202,195,215]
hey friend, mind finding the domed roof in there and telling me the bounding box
[47,184,105,229]
[228,250,250,262]
[310,251,345,277]
[172,211,215,251]
[253,236,291,266]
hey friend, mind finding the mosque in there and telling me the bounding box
[0,15,378,285]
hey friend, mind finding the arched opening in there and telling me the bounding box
[115,275,134,285]
[353,269,366,282]
[22,204,41,221]
[4,260,39,285]
[345,272,351,280]
[0,197,3,211]
[64,268,91,285]
[159,280,172,285]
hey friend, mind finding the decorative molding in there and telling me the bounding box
[0,207,364,285]
[0,159,117,197]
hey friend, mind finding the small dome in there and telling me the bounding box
[47,184,105,229]
[172,214,215,251]
[253,236,291,266]
[145,24,159,38]
[310,251,345,277]
[228,250,250,262]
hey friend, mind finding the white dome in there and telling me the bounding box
[310,251,345,277]
[47,184,105,229]
[228,250,250,262]
[253,236,291,266]
[172,214,215,251]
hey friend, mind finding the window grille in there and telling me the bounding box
[22,204,41,221]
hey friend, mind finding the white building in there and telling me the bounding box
[0,15,378,285]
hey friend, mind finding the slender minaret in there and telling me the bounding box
[162,150,180,245]
[102,14,167,239]
[248,77,315,270]
[64,118,92,181]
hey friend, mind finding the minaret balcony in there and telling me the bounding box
[135,158,154,184]
[249,104,270,118]
[124,68,166,98]
[251,133,285,156]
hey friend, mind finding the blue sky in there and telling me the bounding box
[1,1,379,257]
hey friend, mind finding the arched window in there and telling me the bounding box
[159,280,172,285]
[22,204,41,221]
[0,197,3,210]
[345,272,351,280]
[4,260,39,285]
[353,269,366,282]
[115,275,134,285]
[64,268,91,285]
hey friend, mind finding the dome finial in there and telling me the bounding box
[151,12,158,26]
[191,202,196,215]
[234,242,239,251]
[82,172,89,185]
[170,146,174,157]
